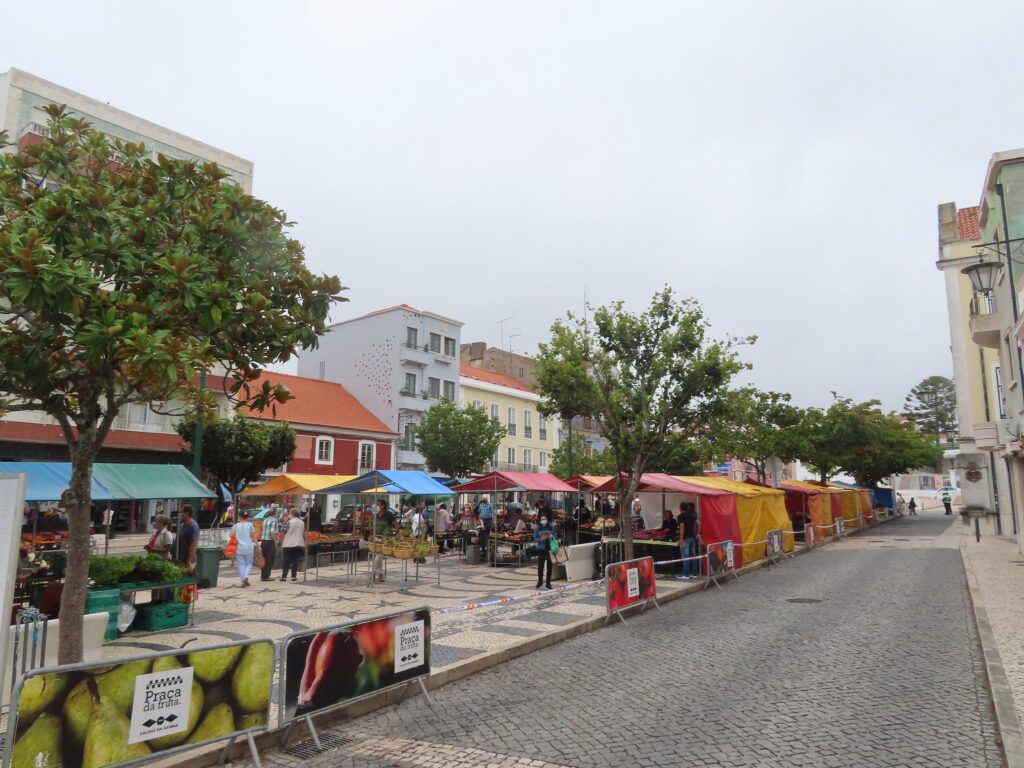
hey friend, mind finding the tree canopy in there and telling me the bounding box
[792,395,943,486]
[549,432,614,479]
[903,375,958,438]
[701,387,802,484]
[415,399,506,478]
[0,106,342,662]
[535,286,749,559]
[176,415,297,505]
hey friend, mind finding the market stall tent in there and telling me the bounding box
[590,473,745,567]
[0,462,215,502]
[450,471,576,494]
[779,479,835,540]
[241,473,355,497]
[91,464,216,500]
[825,484,864,530]
[681,476,793,561]
[0,462,112,502]
[830,481,875,525]
[320,469,455,496]
[565,475,613,491]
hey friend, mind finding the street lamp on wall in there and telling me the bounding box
[961,257,1002,294]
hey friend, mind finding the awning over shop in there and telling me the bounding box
[450,471,575,494]
[0,462,113,503]
[92,464,216,500]
[242,473,355,497]
[320,470,454,496]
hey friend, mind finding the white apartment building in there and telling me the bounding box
[0,67,254,465]
[297,304,464,470]
[0,67,253,190]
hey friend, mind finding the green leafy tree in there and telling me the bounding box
[416,399,506,478]
[792,395,943,486]
[903,375,957,438]
[702,387,802,484]
[648,432,704,476]
[549,432,614,478]
[535,286,749,559]
[0,106,342,662]
[176,415,297,510]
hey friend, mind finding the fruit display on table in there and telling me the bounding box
[11,642,273,768]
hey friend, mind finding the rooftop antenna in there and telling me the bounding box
[496,315,514,368]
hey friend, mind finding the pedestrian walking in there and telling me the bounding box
[676,502,700,580]
[434,503,451,553]
[259,511,280,581]
[534,504,557,590]
[942,490,953,515]
[908,497,917,516]
[232,511,257,587]
[372,499,397,582]
[279,507,305,582]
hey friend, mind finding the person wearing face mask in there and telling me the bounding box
[534,501,557,590]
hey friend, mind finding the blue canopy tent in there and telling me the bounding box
[319,470,454,496]
[317,471,453,585]
[0,462,113,502]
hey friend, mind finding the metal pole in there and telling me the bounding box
[192,371,207,519]
[995,184,1024,384]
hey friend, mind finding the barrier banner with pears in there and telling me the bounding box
[5,639,273,768]
[280,607,431,723]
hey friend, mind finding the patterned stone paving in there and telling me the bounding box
[105,552,690,668]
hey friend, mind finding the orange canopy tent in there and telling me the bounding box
[780,480,836,541]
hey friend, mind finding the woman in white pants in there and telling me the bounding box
[231,510,258,587]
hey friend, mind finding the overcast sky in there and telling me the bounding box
[7,1,1024,411]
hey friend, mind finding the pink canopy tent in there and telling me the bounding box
[589,473,745,567]
[450,471,576,494]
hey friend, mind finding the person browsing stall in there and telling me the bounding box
[534,501,557,590]
[676,502,700,580]
[279,507,305,582]
[259,511,280,581]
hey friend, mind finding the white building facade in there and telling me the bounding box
[297,304,463,470]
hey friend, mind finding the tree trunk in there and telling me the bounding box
[621,473,641,561]
[58,435,99,664]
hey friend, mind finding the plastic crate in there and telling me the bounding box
[104,620,118,642]
[134,602,188,632]
[85,588,121,613]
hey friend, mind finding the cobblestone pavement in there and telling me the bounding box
[959,521,1024,721]
[246,514,1001,768]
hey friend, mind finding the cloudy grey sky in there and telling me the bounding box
[7,0,1023,411]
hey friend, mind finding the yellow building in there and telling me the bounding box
[936,202,1012,535]
[459,365,559,473]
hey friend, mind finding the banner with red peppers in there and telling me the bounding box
[605,557,657,614]
[280,608,431,723]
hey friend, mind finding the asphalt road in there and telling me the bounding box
[260,514,1002,768]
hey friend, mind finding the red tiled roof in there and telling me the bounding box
[0,421,184,451]
[958,206,981,241]
[242,371,396,435]
[459,364,533,393]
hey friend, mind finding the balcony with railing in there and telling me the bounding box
[506,423,517,436]
[524,426,533,439]
[969,294,1001,349]
[539,428,547,442]
[400,342,433,366]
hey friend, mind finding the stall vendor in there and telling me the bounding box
[661,509,679,540]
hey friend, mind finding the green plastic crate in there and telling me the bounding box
[134,602,188,632]
[85,588,120,613]
[104,621,118,642]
